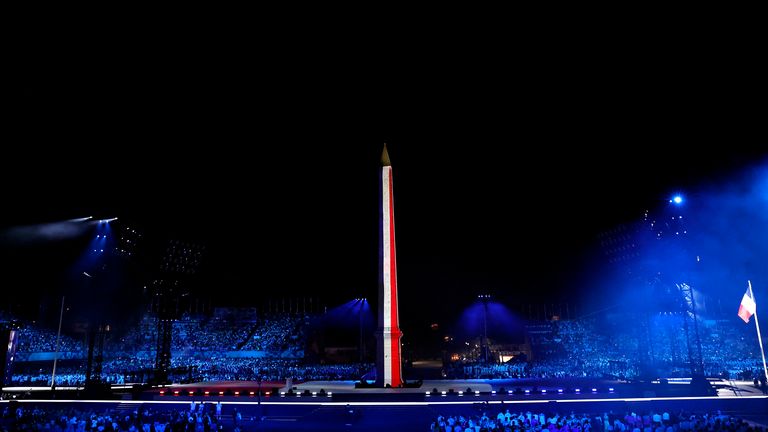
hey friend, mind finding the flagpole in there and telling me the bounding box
[748,281,768,383]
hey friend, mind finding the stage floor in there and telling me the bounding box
[4,378,763,400]
[3,378,767,431]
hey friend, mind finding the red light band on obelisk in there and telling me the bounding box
[376,144,403,388]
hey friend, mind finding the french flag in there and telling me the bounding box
[738,286,756,324]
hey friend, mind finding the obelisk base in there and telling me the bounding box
[375,328,403,388]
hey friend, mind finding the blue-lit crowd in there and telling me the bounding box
[3,309,766,387]
[0,402,233,431]
[2,404,762,432]
[445,315,764,381]
[429,409,763,432]
[6,311,375,387]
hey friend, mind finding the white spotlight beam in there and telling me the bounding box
[67,216,93,222]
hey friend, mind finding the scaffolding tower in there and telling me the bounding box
[678,282,705,377]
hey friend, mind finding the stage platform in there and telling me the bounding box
[3,378,766,431]
[4,377,763,401]
[146,376,722,397]
[282,379,491,394]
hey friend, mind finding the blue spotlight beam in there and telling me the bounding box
[1,220,94,244]
[74,220,114,270]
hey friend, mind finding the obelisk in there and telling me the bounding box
[375,144,403,388]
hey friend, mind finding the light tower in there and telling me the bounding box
[668,194,705,378]
[479,294,491,363]
[375,144,404,388]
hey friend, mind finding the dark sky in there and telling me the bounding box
[3,51,767,334]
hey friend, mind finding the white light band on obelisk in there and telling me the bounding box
[376,144,403,388]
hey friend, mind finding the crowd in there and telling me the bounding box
[5,310,377,387]
[114,312,308,356]
[449,313,764,381]
[14,328,84,356]
[9,357,374,387]
[5,308,766,386]
[428,408,763,432]
[10,312,308,359]
[0,401,230,431]
[0,404,763,432]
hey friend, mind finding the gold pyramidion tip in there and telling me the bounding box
[381,143,391,166]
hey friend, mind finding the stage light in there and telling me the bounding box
[670,195,683,205]
[592,388,597,392]
[609,388,614,392]
[558,389,563,393]
[575,388,580,393]
[508,390,513,395]
[524,389,530,394]
[69,216,93,222]
[542,389,547,394]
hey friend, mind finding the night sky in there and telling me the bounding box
[3,61,767,341]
